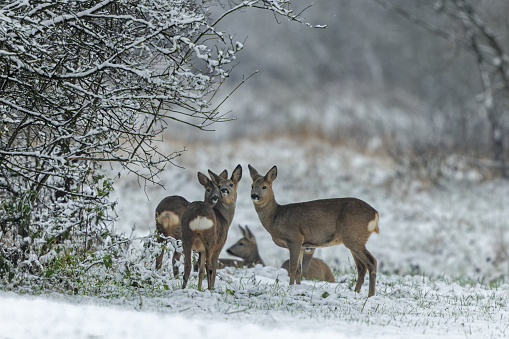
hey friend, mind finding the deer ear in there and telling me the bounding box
[208,170,220,185]
[197,172,210,187]
[231,164,242,183]
[219,169,228,180]
[245,226,255,241]
[265,166,277,183]
[239,225,248,237]
[248,164,260,181]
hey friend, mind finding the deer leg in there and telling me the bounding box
[182,240,192,289]
[296,248,304,284]
[287,243,302,285]
[350,250,367,293]
[197,252,205,291]
[350,247,377,297]
[155,232,167,270]
[210,252,221,289]
[155,245,165,270]
[172,251,181,278]
[206,251,215,290]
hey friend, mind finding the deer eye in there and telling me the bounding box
[229,183,233,187]
[206,188,211,192]
[262,186,267,189]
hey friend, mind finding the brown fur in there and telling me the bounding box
[217,258,245,269]
[281,248,335,283]
[154,172,218,275]
[248,164,379,297]
[181,165,242,290]
[220,225,265,268]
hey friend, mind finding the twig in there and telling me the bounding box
[225,307,251,315]
[361,296,370,312]
[137,287,143,310]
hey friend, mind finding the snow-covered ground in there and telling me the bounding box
[2,135,508,338]
[1,267,508,338]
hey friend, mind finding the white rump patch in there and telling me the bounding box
[189,216,214,231]
[157,211,180,228]
[368,212,379,233]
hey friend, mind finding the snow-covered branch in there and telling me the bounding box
[0,0,318,282]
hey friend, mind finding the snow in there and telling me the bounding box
[2,136,508,338]
[1,269,508,338]
[0,291,349,339]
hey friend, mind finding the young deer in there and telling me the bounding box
[248,164,379,297]
[281,248,335,283]
[181,165,242,290]
[219,225,265,268]
[154,173,218,275]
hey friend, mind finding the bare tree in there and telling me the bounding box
[375,0,509,177]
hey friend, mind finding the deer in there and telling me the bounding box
[224,225,334,282]
[218,225,265,268]
[281,248,335,283]
[248,164,379,297]
[181,165,242,290]
[154,172,219,276]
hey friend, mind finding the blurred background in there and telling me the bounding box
[111,0,509,282]
[169,0,509,171]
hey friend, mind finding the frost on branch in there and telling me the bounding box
[0,0,316,287]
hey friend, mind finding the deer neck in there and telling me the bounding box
[254,195,279,233]
[214,200,236,227]
[302,254,312,272]
[245,245,265,266]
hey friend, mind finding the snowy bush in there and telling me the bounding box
[0,0,317,290]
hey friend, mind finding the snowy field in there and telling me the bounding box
[1,270,508,339]
[1,135,508,338]
[112,135,509,282]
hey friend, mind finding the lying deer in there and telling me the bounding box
[224,225,334,282]
[181,165,242,290]
[154,173,218,275]
[219,225,265,268]
[248,164,379,297]
[281,248,335,283]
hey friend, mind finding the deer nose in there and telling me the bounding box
[251,194,259,201]
[211,195,219,204]
[220,188,228,195]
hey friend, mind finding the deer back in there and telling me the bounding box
[304,258,335,283]
[155,172,220,240]
[275,198,378,248]
[281,248,335,282]
[181,200,218,252]
[155,195,189,239]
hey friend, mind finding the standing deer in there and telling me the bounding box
[281,248,335,282]
[154,172,219,275]
[181,165,242,290]
[248,164,379,297]
[219,225,265,268]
